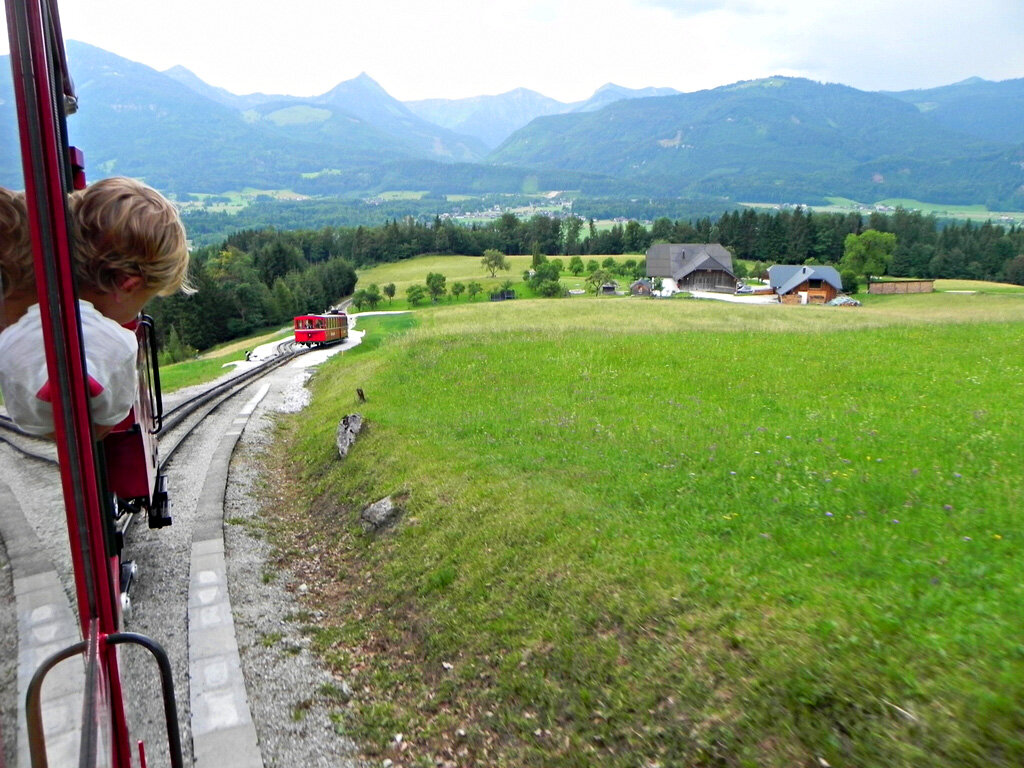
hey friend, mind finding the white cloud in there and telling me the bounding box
[3,0,1022,100]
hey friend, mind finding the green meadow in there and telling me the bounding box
[268,292,1024,767]
[357,254,535,296]
[158,326,291,392]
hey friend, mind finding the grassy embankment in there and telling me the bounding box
[157,326,291,392]
[264,290,1024,767]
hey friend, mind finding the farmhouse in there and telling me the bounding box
[769,264,843,304]
[646,243,736,293]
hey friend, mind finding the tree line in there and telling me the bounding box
[151,206,1024,357]
[279,207,1023,283]
[149,228,357,356]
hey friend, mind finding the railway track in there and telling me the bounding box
[1,331,360,768]
[0,339,302,466]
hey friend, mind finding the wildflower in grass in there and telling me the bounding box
[892,519,900,524]
[825,512,834,517]
[953,472,962,479]
[963,536,972,541]
[944,504,953,511]
[993,534,1002,540]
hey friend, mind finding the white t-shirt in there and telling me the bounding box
[0,301,138,435]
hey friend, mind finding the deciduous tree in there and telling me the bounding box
[406,284,427,306]
[425,272,447,302]
[481,249,510,278]
[841,230,897,277]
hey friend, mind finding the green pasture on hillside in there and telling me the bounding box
[355,254,609,310]
[935,279,1024,294]
[357,254,535,295]
[159,325,291,392]
[789,198,1024,224]
[269,293,1024,767]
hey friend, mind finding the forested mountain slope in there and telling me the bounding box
[886,77,1024,146]
[488,77,1024,208]
[2,46,1021,208]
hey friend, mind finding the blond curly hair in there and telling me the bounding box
[0,187,32,298]
[70,177,194,296]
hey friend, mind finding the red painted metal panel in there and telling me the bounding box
[6,1,132,764]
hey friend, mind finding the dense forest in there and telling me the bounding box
[151,206,1024,355]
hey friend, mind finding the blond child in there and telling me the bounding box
[0,187,34,328]
[0,177,191,436]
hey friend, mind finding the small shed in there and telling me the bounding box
[868,279,934,295]
[630,278,653,296]
[601,281,619,295]
[769,265,843,304]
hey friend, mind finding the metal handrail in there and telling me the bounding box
[25,629,184,768]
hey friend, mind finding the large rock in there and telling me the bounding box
[360,496,402,532]
[335,413,363,459]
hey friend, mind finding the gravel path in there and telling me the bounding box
[0,338,364,767]
[0,523,15,768]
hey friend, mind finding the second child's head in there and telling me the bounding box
[0,187,31,299]
[71,177,193,321]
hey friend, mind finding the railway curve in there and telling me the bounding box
[0,325,365,768]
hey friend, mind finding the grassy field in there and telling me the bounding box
[264,293,1024,767]
[158,325,291,392]
[355,255,616,310]
[775,198,1024,225]
[935,279,1024,294]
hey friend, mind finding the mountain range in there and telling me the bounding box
[1,41,1022,208]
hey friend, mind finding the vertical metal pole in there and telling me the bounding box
[5,1,133,765]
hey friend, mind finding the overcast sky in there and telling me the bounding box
[4,0,1024,102]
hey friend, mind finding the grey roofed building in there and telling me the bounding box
[646,243,736,291]
[769,264,843,295]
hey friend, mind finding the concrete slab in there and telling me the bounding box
[187,388,268,768]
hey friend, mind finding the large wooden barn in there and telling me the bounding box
[768,265,843,304]
[646,243,737,293]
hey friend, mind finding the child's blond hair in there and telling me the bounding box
[0,187,32,298]
[71,177,194,296]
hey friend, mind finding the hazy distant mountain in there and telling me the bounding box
[406,88,566,149]
[307,73,487,161]
[166,66,486,164]
[162,65,294,111]
[489,76,1024,207]
[570,83,680,113]
[885,77,1024,145]
[3,45,1022,208]
[404,83,681,148]
[1,42,489,192]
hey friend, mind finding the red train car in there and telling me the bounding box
[101,315,169,530]
[294,310,348,346]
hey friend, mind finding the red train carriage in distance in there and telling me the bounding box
[294,309,348,346]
